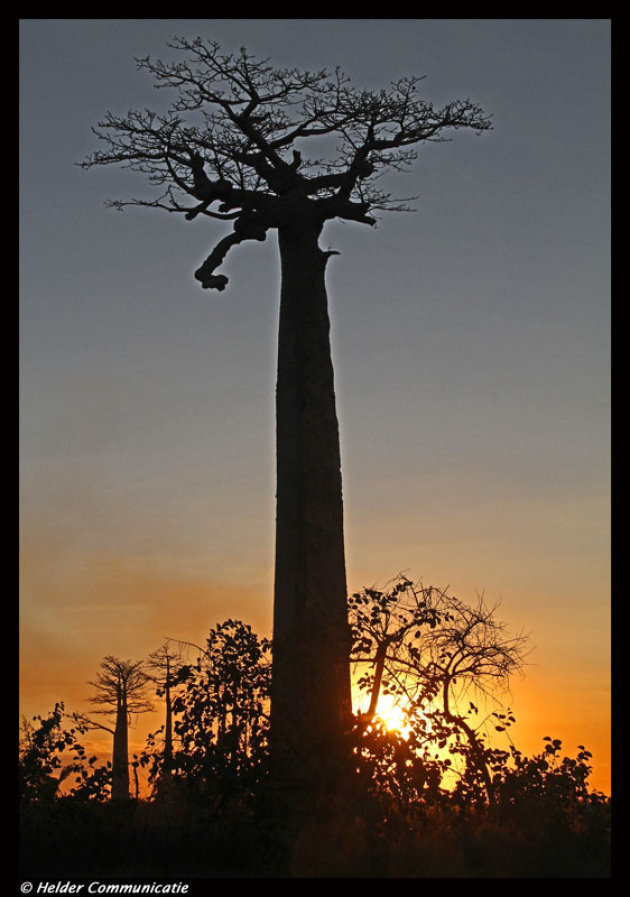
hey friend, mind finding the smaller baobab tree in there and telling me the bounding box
[145,642,186,792]
[81,656,154,801]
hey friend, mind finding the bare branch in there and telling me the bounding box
[82,37,492,237]
[194,210,269,290]
[72,713,115,736]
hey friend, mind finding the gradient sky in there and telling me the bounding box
[19,19,611,793]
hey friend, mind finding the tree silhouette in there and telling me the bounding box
[349,576,528,802]
[19,626,610,876]
[145,642,186,796]
[19,703,83,803]
[81,37,492,812]
[82,656,154,801]
[166,620,272,810]
[19,703,111,804]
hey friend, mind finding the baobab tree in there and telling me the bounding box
[82,37,491,812]
[82,656,154,801]
[145,642,186,795]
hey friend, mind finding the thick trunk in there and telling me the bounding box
[270,218,353,804]
[111,694,129,801]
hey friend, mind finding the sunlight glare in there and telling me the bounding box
[375,693,410,736]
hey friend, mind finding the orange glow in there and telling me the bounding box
[19,534,610,797]
[374,693,410,735]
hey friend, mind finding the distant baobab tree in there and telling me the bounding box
[145,642,185,794]
[82,37,491,823]
[81,656,154,801]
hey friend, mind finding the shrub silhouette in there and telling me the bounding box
[20,605,610,878]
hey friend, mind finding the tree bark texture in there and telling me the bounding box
[271,219,353,803]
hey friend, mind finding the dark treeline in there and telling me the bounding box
[19,577,610,878]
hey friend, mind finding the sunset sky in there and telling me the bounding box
[19,19,611,793]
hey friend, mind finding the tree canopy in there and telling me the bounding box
[87,656,154,721]
[82,37,492,290]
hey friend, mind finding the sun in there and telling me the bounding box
[374,694,410,735]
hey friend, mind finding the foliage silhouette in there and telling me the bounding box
[19,597,610,877]
[141,620,271,815]
[19,703,112,804]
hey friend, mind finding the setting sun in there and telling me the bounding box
[372,694,410,735]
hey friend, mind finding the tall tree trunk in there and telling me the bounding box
[111,692,129,801]
[270,217,353,807]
